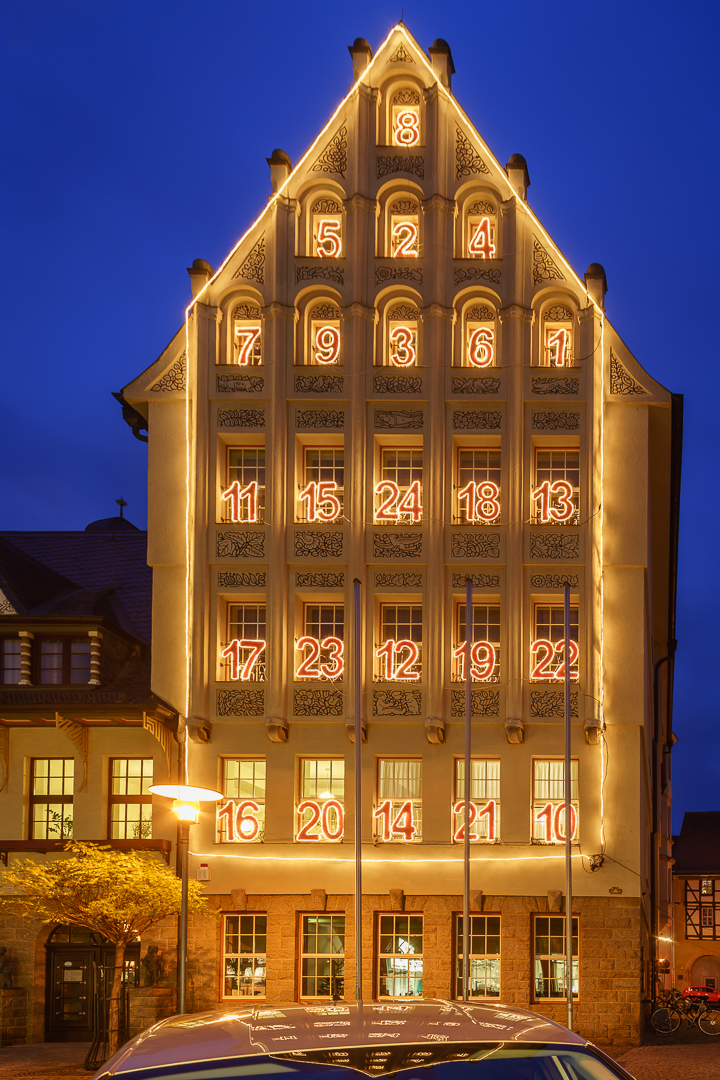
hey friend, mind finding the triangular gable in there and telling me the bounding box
[122,326,186,405]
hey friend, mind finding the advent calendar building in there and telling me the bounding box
[0,24,681,1045]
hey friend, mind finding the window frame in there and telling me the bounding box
[388,88,423,148]
[0,638,21,685]
[299,912,346,1000]
[531,603,579,682]
[374,757,422,843]
[388,198,421,260]
[296,757,345,844]
[538,304,575,369]
[376,912,424,999]
[297,445,345,524]
[224,445,266,524]
[376,604,423,683]
[306,302,342,367]
[452,757,501,844]
[30,757,74,840]
[531,757,579,845]
[222,912,267,999]
[374,445,424,524]
[383,303,420,368]
[222,603,267,683]
[228,304,263,367]
[296,605,345,683]
[532,446,580,527]
[464,200,498,261]
[310,197,343,259]
[34,637,92,687]
[454,913,501,999]
[532,914,580,1003]
[218,758,266,844]
[453,602,501,684]
[108,758,154,840]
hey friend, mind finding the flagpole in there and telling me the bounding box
[463,577,473,1001]
[353,578,363,1004]
[564,582,573,1030]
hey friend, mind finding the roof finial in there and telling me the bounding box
[116,497,128,519]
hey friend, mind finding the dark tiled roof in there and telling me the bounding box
[0,531,151,644]
[673,812,720,876]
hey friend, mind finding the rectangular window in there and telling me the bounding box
[532,449,580,525]
[232,318,263,366]
[31,758,74,839]
[225,448,265,523]
[300,914,345,998]
[297,605,345,682]
[1,640,21,685]
[686,879,719,940]
[543,324,573,367]
[454,604,500,683]
[224,605,266,682]
[455,915,500,998]
[37,639,91,686]
[377,605,422,681]
[532,605,579,681]
[378,914,423,998]
[455,448,501,523]
[219,759,265,843]
[109,758,153,839]
[532,759,579,844]
[223,914,266,997]
[533,915,579,1001]
[375,448,423,523]
[375,759,422,842]
[453,759,500,843]
[297,759,344,842]
[298,447,344,522]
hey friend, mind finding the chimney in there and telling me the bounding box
[585,263,608,310]
[428,38,455,90]
[186,258,213,299]
[348,37,373,82]
[506,153,530,202]
[266,148,292,195]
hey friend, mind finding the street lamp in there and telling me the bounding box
[149,784,222,1013]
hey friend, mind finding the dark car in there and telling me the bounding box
[682,984,720,1003]
[92,999,636,1079]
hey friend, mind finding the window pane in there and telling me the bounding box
[1,641,21,685]
[223,913,267,998]
[39,641,63,684]
[69,641,91,684]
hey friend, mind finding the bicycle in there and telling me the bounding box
[651,990,720,1035]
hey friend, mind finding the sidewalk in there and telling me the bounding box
[0,1042,91,1078]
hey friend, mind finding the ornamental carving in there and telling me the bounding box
[466,305,495,322]
[454,267,501,285]
[530,574,579,589]
[532,238,564,285]
[295,531,343,558]
[375,409,423,430]
[312,198,342,214]
[390,199,419,215]
[217,373,264,393]
[531,378,579,396]
[296,409,345,430]
[467,200,495,215]
[294,688,344,717]
[452,376,501,395]
[151,354,186,392]
[375,573,422,588]
[218,572,266,587]
[543,305,573,321]
[532,411,579,431]
[451,534,500,559]
[389,42,414,63]
[530,533,580,560]
[0,592,16,614]
[312,126,348,178]
[393,89,421,105]
[233,236,265,283]
[452,574,500,588]
[296,572,345,588]
[373,690,422,716]
[217,688,264,717]
[373,533,422,559]
[295,375,343,394]
[610,353,646,395]
[389,303,419,320]
[218,408,266,428]
[377,155,425,179]
[374,375,422,394]
[217,532,265,559]
[376,265,423,285]
[310,303,340,320]
[233,304,261,320]
[455,128,490,179]
[530,691,579,718]
[453,411,501,430]
[451,690,500,717]
[297,265,344,285]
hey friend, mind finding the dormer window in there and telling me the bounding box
[389,199,420,258]
[466,201,497,260]
[391,89,421,146]
[542,305,573,367]
[464,304,496,368]
[386,303,419,367]
[312,199,343,258]
[309,303,341,365]
[37,639,91,685]
[232,304,263,366]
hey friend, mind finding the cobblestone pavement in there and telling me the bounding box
[0,1042,91,1078]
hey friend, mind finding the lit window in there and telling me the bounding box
[456,447,501,523]
[463,304,496,368]
[223,605,266,682]
[218,759,265,843]
[375,759,422,842]
[31,758,74,840]
[312,198,343,258]
[296,606,344,682]
[1,640,21,684]
[532,449,579,525]
[454,605,500,683]
[386,304,419,367]
[378,914,423,998]
[391,89,421,146]
[224,447,265,523]
[466,201,497,260]
[109,759,153,839]
[298,447,344,522]
[533,915,579,1001]
[223,914,266,998]
[376,606,422,683]
[37,639,91,686]
[532,759,579,844]
[702,879,714,896]
[453,759,500,843]
[375,448,423,523]
[455,915,500,998]
[532,605,579,682]
[231,304,263,366]
[301,914,345,998]
[542,305,573,367]
[308,303,341,365]
[389,199,419,258]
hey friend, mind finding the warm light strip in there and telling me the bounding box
[190,849,589,864]
[599,312,606,852]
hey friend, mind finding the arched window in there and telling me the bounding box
[462,303,497,368]
[307,302,341,365]
[542,304,574,367]
[231,303,262,366]
[388,197,420,258]
[311,198,343,258]
[386,302,419,367]
[391,89,421,146]
[465,199,497,260]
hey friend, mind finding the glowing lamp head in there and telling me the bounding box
[171,800,200,823]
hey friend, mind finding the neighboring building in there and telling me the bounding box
[662,812,720,992]
[1,24,681,1047]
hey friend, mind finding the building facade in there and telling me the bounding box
[1,25,681,1047]
[661,812,720,993]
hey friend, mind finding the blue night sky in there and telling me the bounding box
[1,1,717,827]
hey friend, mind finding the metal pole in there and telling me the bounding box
[564,583,573,1030]
[353,579,363,1004]
[463,578,473,1002]
[178,820,190,1014]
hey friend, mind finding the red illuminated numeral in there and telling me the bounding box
[534,801,553,842]
[389,325,417,366]
[235,326,261,365]
[554,639,579,682]
[296,636,321,678]
[530,639,579,681]
[314,324,340,364]
[217,799,261,843]
[547,328,570,367]
[553,801,577,842]
[392,220,418,258]
[394,110,420,146]
[217,799,236,842]
[375,480,423,523]
[453,800,478,842]
[532,480,575,522]
[222,480,258,522]
[457,480,500,523]
[320,637,344,680]
[467,326,494,367]
[374,799,416,841]
[535,801,577,843]
[322,799,344,841]
[297,799,346,842]
[221,639,266,680]
[299,481,341,522]
[397,480,423,522]
[297,799,321,841]
[375,639,420,681]
[316,219,342,258]
[296,636,345,680]
[468,217,495,259]
[453,641,497,681]
[375,480,400,521]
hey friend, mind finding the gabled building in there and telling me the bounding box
[663,812,720,992]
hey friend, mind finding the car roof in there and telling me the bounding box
[100,999,586,1077]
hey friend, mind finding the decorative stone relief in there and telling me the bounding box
[530,691,579,718]
[532,411,579,431]
[375,573,422,588]
[218,408,266,428]
[389,42,414,62]
[530,574,579,589]
[233,303,261,320]
[296,572,345,588]
[373,689,422,716]
[375,409,423,430]
[0,590,17,614]
[217,688,264,717]
[310,303,340,320]
[233,236,265,283]
[451,690,500,717]
[295,532,343,558]
[295,375,343,394]
[373,533,422,559]
[294,688,344,716]
[467,200,494,215]
[610,352,646,395]
[453,410,501,430]
[389,303,419,320]
[452,376,501,395]
[217,532,265,559]
[312,198,342,215]
[151,353,186,392]
[452,574,500,588]
[393,89,421,105]
[375,265,423,285]
[312,125,347,177]
[217,373,264,393]
[296,265,344,285]
[531,378,579,396]
[390,199,419,215]
[466,305,495,322]
[296,409,345,429]
[543,305,573,321]
[530,533,580,560]
[455,127,490,178]
[532,238,564,285]
[374,375,422,394]
[451,534,500,559]
[454,267,501,285]
[377,155,425,179]
[218,572,266,587]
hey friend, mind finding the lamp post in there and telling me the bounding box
[149,783,222,1014]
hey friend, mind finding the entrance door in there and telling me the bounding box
[46,948,94,1041]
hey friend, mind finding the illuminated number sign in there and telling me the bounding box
[234,325,261,365]
[217,799,262,842]
[296,637,344,680]
[467,326,494,367]
[298,481,342,522]
[394,110,420,146]
[531,480,574,523]
[296,799,344,842]
[222,480,258,522]
[468,217,495,259]
[374,799,418,841]
[530,639,579,681]
[221,639,266,680]
[375,639,420,681]
[546,328,570,367]
[316,219,342,258]
[313,324,340,364]
[452,799,497,843]
[374,480,422,522]
[457,481,500,523]
[392,220,418,258]
[534,801,577,843]
[388,325,416,366]
[452,641,496,681]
